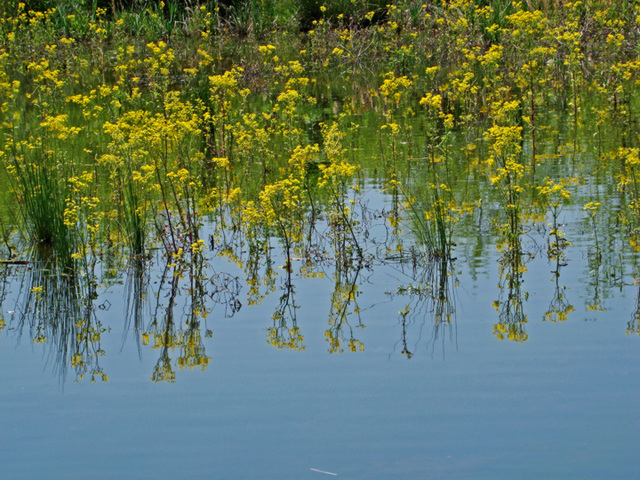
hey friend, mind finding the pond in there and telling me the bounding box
[1,173,638,480]
[1,5,639,476]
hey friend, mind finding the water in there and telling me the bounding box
[1,5,639,477]
[1,201,638,480]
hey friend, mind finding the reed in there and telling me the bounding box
[9,150,77,267]
[121,173,148,256]
[1,0,640,360]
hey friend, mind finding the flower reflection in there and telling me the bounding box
[143,259,210,383]
[493,225,529,343]
[544,259,574,323]
[267,266,305,350]
[543,217,574,323]
[325,259,365,353]
[544,281,574,323]
[0,230,247,384]
[140,248,222,382]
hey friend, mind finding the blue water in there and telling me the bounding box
[1,209,639,479]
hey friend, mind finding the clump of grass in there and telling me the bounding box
[9,149,76,265]
[122,174,148,256]
[406,183,456,261]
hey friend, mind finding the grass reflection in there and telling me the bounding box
[629,280,640,336]
[123,257,149,349]
[17,246,108,382]
[395,254,457,360]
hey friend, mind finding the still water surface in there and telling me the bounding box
[1,199,638,480]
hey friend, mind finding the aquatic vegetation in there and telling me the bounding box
[0,0,639,380]
[537,178,572,266]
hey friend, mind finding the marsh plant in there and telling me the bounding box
[1,0,640,376]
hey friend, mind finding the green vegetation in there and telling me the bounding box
[1,0,640,380]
